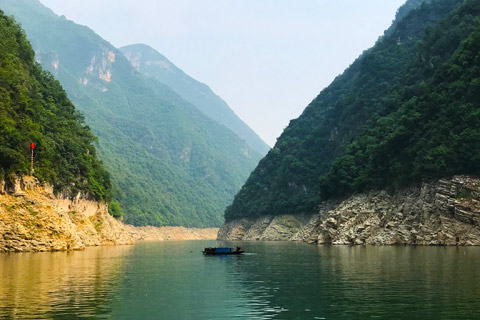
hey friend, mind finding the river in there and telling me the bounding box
[1,241,479,319]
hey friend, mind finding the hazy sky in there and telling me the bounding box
[40,0,405,146]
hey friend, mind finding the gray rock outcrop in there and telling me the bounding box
[218,176,480,246]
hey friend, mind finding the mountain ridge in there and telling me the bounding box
[224,0,470,222]
[0,0,261,227]
[120,43,270,155]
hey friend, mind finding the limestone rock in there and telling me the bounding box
[0,176,134,252]
[218,175,480,246]
[0,176,219,253]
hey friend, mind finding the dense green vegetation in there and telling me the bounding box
[0,11,111,200]
[0,0,262,227]
[120,44,270,156]
[385,0,430,35]
[321,1,480,197]
[108,201,123,219]
[225,0,472,221]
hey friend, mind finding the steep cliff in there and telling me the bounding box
[0,176,218,252]
[0,176,132,252]
[219,176,480,246]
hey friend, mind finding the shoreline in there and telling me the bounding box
[218,176,480,246]
[126,225,219,242]
[0,176,218,253]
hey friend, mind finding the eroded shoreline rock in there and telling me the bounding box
[218,176,480,246]
[0,176,218,253]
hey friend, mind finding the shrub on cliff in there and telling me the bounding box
[108,201,123,219]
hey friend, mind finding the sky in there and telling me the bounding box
[40,0,405,146]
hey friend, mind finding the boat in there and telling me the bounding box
[202,246,244,255]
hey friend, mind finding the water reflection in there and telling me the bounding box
[1,242,479,319]
[0,246,132,319]
[223,243,480,319]
[109,241,262,319]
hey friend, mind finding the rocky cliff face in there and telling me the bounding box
[218,176,480,246]
[0,176,219,252]
[0,176,134,252]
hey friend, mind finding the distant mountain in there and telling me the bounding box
[0,10,110,201]
[225,0,475,221]
[0,0,262,227]
[120,44,270,155]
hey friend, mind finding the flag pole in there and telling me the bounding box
[30,142,35,175]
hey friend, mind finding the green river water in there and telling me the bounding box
[1,241,479,319]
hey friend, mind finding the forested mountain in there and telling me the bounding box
[120,44,270,156]
[0,0,261,227]
[321,0,480,197]
[0,10,110,201]
[225,0,477,221]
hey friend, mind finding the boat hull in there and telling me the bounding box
[202,247,244,255]
[202,251,244,255]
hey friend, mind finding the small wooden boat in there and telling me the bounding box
[202,246,244,255]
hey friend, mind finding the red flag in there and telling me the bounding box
[31,142,35,150]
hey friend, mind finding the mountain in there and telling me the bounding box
[0,10,110,201]
[120,43,270,155]
[224,0,476,222]
[0,0,262,227]
[321,0,480,197]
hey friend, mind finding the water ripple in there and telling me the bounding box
[1,243,480,319]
